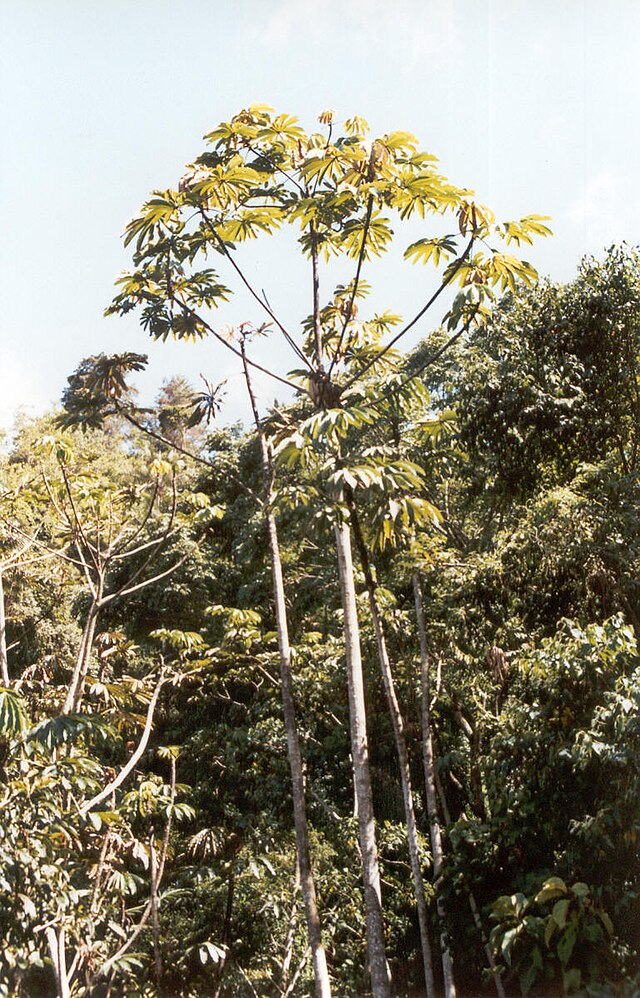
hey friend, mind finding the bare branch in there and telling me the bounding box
[342,236,475,389]
[80,669,168,815]
[197,208,312,371]
[327,193,374,377]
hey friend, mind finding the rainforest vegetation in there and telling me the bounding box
[0,107,638,997]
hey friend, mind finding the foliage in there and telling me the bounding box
[489,877,617,995]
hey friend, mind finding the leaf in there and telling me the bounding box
[570,882,589,897]
[561,966,581,993]
[0,688,28,736]
[544,916,557,947]
[198,941,226,965]
[26,714,116,750]
[535,877,567,904]
[556,923,577,966]
[344,116,369,138]
[598,910,614,935]
[552,898,570,928]
[383,130,418,153]
[499,214,553,246]
[500,926,519,966]
[404,236,458,266]
[519,962,538,996]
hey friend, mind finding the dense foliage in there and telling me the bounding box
[1,104,638,997]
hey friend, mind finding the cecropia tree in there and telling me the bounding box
[109,104,550,996]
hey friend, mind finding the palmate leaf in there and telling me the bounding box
[340,213,394,260]
[0,688,28,736]
[382,130,419,154]
[25,714,118,750]
[189,164,264,209]
[404,235,458,266]
[124,191,183,248]
[498,214,553,247]
[344,115,369,139]
[487,252,538,292]
[257,113,306,145]
[392,172,445,220]
[216,208,283,242]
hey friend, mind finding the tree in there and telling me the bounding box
[108,104,550,995]
[240,335,332,997]
[29,432,196,714]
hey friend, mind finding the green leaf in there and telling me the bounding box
[519,962,538,996]
[598,910,614,935]
[0,688,28,736]
[26,714,117,750]
[552,898,570,929]
[556,923,577,966]
[570,882,589,897]
[544,916,557,947]
[500,926,519,966]
[535,877,567,904]
[404,236,458,266]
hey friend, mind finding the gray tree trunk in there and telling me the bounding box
[46,927,70,998]
[266,501,332,998]
[349,509,436,996]
[63,598,100,714]
[334,515,390,998]
[242,347,332,998]
[413,574,457,998]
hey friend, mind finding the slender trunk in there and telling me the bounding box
[280,860,300,995]
[46,927,70,998]
[413,574,457,997]
[150,834,163,992]
[283,947,311,998]
[267,505,332,998]
[334,514,390,998]
[0,569,9,685]
[241,347,332,998]
[452,709,486,821]
[432,733,506,998]
[350,511,436,997]
[468,891,506,998]
[63,597,100,714]
[223,861,235,948]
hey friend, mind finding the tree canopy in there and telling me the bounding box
[0,106,637,998]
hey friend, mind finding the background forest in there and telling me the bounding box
[0,107,639,998]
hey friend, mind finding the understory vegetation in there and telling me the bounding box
[0,107,638,997]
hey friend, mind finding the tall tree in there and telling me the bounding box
[240,335,332,998]
[109,104,549,993]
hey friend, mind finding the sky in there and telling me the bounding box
[1,0,640,432]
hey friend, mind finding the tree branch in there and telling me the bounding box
[342,236,475,389]
[80,669,168,815]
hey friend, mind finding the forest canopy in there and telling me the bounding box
[0,106,638,998]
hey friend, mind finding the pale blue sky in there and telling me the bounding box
[2,0,639,429]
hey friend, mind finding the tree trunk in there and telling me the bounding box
[267,503,332,998]
[0,569,9,685]
[431,720,506,998]
[241,346,332,998]
[150,834,163,992]
[334,514,390,998]
[63,598,100,714]
[279,859,300,995]
[413,573,457,998]
[350,511,436,996]
[46,927,70,998]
